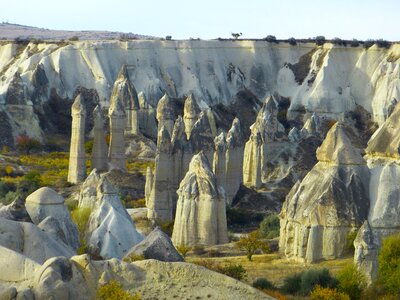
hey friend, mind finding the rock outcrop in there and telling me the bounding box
[138,91,157,139]
[125,227,183,262]
[111,65,140,135]
[26,187,80,251]
[144,166,153,207]
[67,94,86,183]
[156,93,175,136]
[108,84,127,170]
[172,152,228,247]
[243,95,287,188]
[183,93,201,138]
[279,123,370,262]
[354,101,400,282]
[80,174,143,259]
[0,196,32,222]
[213,132,227,194]
[225,117,244,204]
[91,105,108,172]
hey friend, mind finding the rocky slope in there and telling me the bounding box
[0,40,399,143]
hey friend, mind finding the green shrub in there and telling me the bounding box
[96,280,140,300]
[346,230,358,253]
[377,233,400,295]
[71,207,91,253]
[235,231,270,261]
[310,285,350,300]
[281,268,338,296]
[218,264,247,280]
[315,36,326,46]
[0,181,16,198]
[85,140,93,154]
[337,264,366,300]
[259,213,280,239]
[253,278,276,290]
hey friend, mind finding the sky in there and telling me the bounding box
[1,0,399,40]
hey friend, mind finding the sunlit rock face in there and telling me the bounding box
[1,41,398,143]
[279,123,369,263]
[172,152,228,247]
[354,101,400,282]
[243,95,287,189]
[68,94,86,184]
[91,105,108,172]
[183,93,201,139]
[156,93,176,136]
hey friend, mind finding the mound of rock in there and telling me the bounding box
[280,123,370,262]
[26,187,79,250]
[125,227,183,262]
[0,196,32,222]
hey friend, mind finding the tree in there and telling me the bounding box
[315,36,326,46]
[337,264,366,300]
[235,230,269,261]
[16,135,41,154]
[378,233,400,295]
[288,37,297,46]
[231,32,242,40]
[264,35,277,43]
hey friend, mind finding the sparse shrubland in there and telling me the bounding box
[96,280,141,300]
[259,213,280,239]
[235,231,270,261]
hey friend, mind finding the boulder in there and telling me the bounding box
[125,227,183,262]
[26,187,79,251]
[0,196,32,222]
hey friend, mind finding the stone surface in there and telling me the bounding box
[0,196,32,222]
[183,93,201,138]
[279,123,370,262]
[156,93,175,136]
[144,166,153,208]
[138,91,158,139]
[85,176,143,259]
[125,227,183,262]
[91,105,108,172]
[172,152,228,247]
[26,187,79,251]
[108,82,127,170]
[0,217,75,264]
[213,132,227,195]
[225,118,244,204]
[67,94,86,183]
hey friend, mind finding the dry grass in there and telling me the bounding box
[187,253,353,287]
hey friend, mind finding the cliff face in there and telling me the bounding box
[0,40,399,142]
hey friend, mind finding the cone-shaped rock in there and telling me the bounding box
[91,105,108,172]
[145,166,153,207]
[225,118,244,204]
[183,94,201,139]
[156,93,175,136]
[279,123,370,262]
[108,89,127,170]
[172,152,228,247]
[138,91,157,138]
[68,94,86,184]
[213,132,227,194]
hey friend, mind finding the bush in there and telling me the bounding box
[235,231,270,261]
[363,39,375,49]
[253,278,276,290]
[377,233,400,295]
[337,264,366,300]
[315,36,326,46]
[193,260,246,280]
[346,230,358,253]
[0,181,16,198]
[281,268,338,296]
[259,213,280,239]
[265,35,277,43]
[16,135,41,154]
[71,207,91,253]
[69,36,79,41]
[96,280,140,300]
[310,285,350,300]
[85,140,93,154]
[350,39,359,47]
[376,39,391,49]
[288,37,297,46]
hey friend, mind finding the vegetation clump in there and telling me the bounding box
[96,280,141,300]
[235,230,270,261]
[259,213,280,239]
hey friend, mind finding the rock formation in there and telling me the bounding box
[279,122,370,262]
[243,95,287,188]
[172,152,228,247]
[144,166,153,207]
[213,132,227,194]
[111,65,140,135]
[125,227,184,262]
[0,196,32,222]
[183,93,201,138]
[138,91,157,139]
[67,94,86,184]
[354,101,400,282]
[225,118,244,204]
[26,187,80,251]
[91,105,108,172]
[80,173,143,259]
[147,127,174,221]
[108,85,127,170]
[156,93,175,136]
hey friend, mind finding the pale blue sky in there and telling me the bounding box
[1,0,399,40]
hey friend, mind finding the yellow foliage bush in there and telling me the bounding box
[96,280,141,300]
[310,285,350,300]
